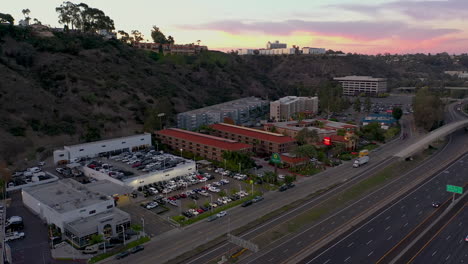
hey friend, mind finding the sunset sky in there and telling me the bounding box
[3,0,468,54]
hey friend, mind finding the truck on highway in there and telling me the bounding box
[359,149,369,157]
[353,156,369,168]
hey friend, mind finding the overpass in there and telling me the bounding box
[394,119,468,158]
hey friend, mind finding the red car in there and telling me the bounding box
[169,196,176,201]
[179,193,187,198]
[201,186,209,190]
[196,209,204,214]
[132,163,141,168]
[196,175,204,180]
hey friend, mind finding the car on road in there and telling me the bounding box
[287,183,295,189]
[206,215,218,222]
[129,245,144,254]
[242,200,253,207]
[432,201,441,208]
[115,251,130,259]
[279,185,288,192]
[217,211,227,217]
[465,234,468,242]
[252,196,264,203]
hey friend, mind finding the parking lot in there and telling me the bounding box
[118,167,270,230]
[6,192,52,264]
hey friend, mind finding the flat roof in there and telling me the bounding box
[157,128,252,150]
[334,76,387,81]
[268,119,357,133]
[64,133,151,149]
[178,97,267,115]
[65,208,130,237]
[23,179,110,213]
[272,96,318,105]
[86,180,133,196]
[211,123,296,144]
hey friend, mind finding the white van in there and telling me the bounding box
[28,167,41,173]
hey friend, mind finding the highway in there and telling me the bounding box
[299,153,468,264]
[410,205,468,264]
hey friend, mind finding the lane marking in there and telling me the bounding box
[432,250,437,256]
[368,251,374,257]
[366,240,372,245]
[387,235,393,241]
[368,228,374,233]
[385,226,390,231]
[347,242,354,248]
[344,256,351,262]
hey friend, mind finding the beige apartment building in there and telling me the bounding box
[270,96,319,121]
[334,76,387,96]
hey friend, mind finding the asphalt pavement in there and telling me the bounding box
[300,152,468,264]
[411,205,468,264]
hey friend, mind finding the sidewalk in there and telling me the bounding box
[51,242,92,260]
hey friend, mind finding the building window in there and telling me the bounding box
[89,210,96,214]
[122,141,126,144]
[107,205,113,209]
[141,138,144,141]
[59,154,64,157]
[79,149,84,152]
[102,145,106,148]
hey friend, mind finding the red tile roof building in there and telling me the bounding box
[156,128,252,162]
[210,123,297,155]
[280,154,308,167]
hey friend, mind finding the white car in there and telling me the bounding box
[199,191,209,196]
[146,202,158,209]
[38,161,45,166]
[5,232,25,242]
[217,211,227,218]
[55,168,64,174]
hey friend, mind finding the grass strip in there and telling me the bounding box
[88,236,150,263]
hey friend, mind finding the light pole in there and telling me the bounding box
[180,148,183,158]
[156,143,159,152]
[209,194,213,213]
[157,113,165,130]
[238,162,241,173]
[71,235,76,260]
[120,224,126,245]
[141,218,145,238]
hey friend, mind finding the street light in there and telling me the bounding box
[120,224,126,245]
[238,162,241,173]
[180,148,183,158]
[209,194,213,213]
[141,218,145,238]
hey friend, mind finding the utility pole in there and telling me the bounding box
[141,218,145,238]
[121,224,126,245]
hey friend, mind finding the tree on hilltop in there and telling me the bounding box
[56,2,114,32]
[0,13,14,25]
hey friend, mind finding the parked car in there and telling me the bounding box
[115,251,130,259]
[129,245,144,254]
[279,185,288,192]
[146,202,158,209]
[98,243,115,250]
[432,201,441,208]
[5,231,25,242]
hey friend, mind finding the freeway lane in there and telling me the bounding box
[411,205,468,264]
[300,152,468,264]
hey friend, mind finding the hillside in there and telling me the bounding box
[0,25,467,166]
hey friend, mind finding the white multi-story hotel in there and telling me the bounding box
[270,96,319,121]
[334,76,387,96]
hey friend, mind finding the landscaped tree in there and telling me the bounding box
[0,13,14,25]
[293,145,317,159]
[284,175,296,184]
[364,96,372,113]
[167,35,175,44]
[413,87,444,131]
[295,128,319,145]
[90,234,104,245]
[354,97,361,113]
[392,107,403,121]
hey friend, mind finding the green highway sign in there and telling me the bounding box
[271,153,282,164]
[446,185,463,194]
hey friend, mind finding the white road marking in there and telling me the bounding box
[284,249,289,253]
[432,250,437,256]
[347,242,354,247]
[385,216,390,220]
[269,258,275,262]
[344,256,351,262]
[387,235,393,240]
[446,235,451,240]
[402,214,406,218]
[323,259,331,264]
[368,251,374,257]
[446,255,451,260]
[385,226,390,231]
[366,240,373,245]
[297,241,302,246]
[331,221,335,225]
[415,204,419,208]
[404,222,409,227]
[368,228,374,232]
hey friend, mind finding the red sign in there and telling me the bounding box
[323,137,332,146]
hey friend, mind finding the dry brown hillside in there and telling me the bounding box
[0,25,466,166]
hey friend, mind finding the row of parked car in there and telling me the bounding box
[110,150,185,173]
[181,191,251,219]
[137,172,216,197]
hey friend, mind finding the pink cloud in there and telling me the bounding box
[179,19,460,42]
